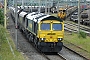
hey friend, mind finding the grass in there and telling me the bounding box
[64,32,90,52]
[0,25,25,60]
[64,31,90,58]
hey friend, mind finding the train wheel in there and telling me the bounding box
[26,34,29,39]
[85,23,87,26]
[28,33,32,42]
[88,23,90,26]
[37,42,41,49]
[34,37,38,48]
[34,36,37,46]
[30,34,34,42]
[28,36,31,42]
[19,26,23,32]
[36,41,38,48]
[75,20,78,23]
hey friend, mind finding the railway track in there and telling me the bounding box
[29,41,67,60]
[46,54,66,60]
[64,21,90,34]
[58,46,88,60]
[40,45,89,60]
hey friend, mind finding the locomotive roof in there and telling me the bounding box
[10,7,15,12]
[26,12,63,23]
[19,11,27,17]
[9,7,15,10]
[10,7,21,13]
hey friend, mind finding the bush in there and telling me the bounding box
[0,25,6,51]
[0,55,2,60]
[0,25,6,48]
[0,28,6,41]
[78,31,87,38]
[0,8,4,25]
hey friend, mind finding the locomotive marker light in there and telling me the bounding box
[58,38,62,40]
[40,38,46,40]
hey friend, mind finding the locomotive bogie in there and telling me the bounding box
[37,42,63,52]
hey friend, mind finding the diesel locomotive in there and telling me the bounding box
[81,10,90,25]
[57,8,66,20]
[10,7,64,52]
[57,6,77,20]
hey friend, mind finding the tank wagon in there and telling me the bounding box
[70,12,78,22]
[81,10,90,25]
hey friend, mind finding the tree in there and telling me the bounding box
[0,8,4,25]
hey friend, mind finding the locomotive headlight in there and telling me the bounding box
[57,38,62,41]
[40,38,46,41]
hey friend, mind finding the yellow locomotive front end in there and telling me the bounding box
[37,19,64,52]
[57,8,66,20]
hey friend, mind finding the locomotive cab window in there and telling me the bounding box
[52,23,62,31]
[59,10,63,12]
[41,23,50,30]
